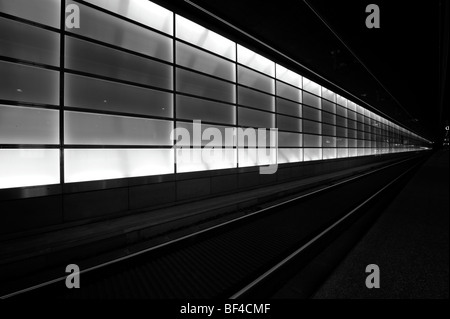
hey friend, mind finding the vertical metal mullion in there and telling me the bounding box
[60,1,65,187]
[173,13,177,176]
[274,65,278,167]
[301,76,304,161]
[235,43,239,169]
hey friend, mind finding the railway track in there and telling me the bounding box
[1,154,427,299]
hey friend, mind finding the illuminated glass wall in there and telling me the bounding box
[0,0,431,190]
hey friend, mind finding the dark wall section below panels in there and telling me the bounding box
[129,182,176,211]
[0,195,62,235]
[64,188,129,222]
[0,153,418,237]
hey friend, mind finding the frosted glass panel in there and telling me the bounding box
[65,112,173,145]
[348,111,357,121]
[177,69,235,103]
[238,87,274,112]
[303,120,321,135]
[348,119,357,129]
[323,136,337,147]
[336,105,347,117]
[0,149,59,189]
[303,92,321,109]
[322,112,336,125]
[278,132,302,147]
[177,42,235,82]
[177,149,236,173]
[349,149,357,157]
[337,149,349,158]
[238,148,276,167]
[65,37,172,90]
[0,0,60,27]
[356,104,365,115]
[322,100,335,114]
[0,105,58,144]
[65,74,173,118]
[175,122,235,147]
[0,61,59,105]
[277,98,301,117]
[337,127,348,138]
[85,0,173,35]
[303,106,321,122]
[276,81,301,103]
[323,148,337,160]
[277,115,301,132]
[238,66,274,93]
[337,95,347,107]
[277,149,302,164]
[0,17,59,66]
[237,45,274,76]
[176,15,235,60]
[304,148,322,161]
[237,128,273,148]
[337,137,348,147]
[322,88,336,102]
[65,149,174,183]
[337,116,348,127]
[347,101,356,111]
[177,95,235,125]
[349,139,357,147]
[304,134,322,147]
[238,107,275,128]
[303,78,321,96]
[67,1,172,61]
[276,64,301,88]
[322,124,336,136]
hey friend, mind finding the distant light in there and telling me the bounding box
[16,88,22,93]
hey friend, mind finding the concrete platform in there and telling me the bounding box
[313,150,449,299]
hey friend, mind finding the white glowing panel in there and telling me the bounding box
[64,149,174,183]
[238,148,277,167]
[176,149,237,173]
[337,149,348,158]
[356,104,365,115]
[347,101,357,111]
[322,88,336,103]
[68,1,172,62]
[276,64,302,88]
[85,0,173,35]
[303,78,321,96]
[349,149,358,157]
[176,15,236,60]
[322,148,337,160]
[0,149,59,189]
[336,95,347,107]
[277,149,302,164]
[303,148,322,162]
[237,45,274,77]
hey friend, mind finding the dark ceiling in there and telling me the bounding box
[157,0,449,142]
